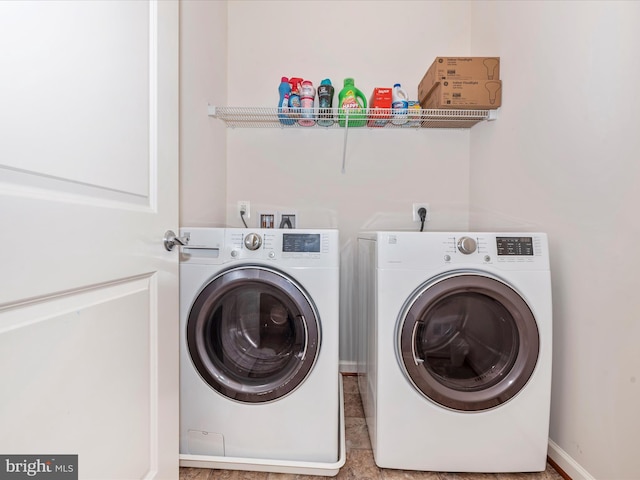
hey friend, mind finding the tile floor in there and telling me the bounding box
[179,375,565,480]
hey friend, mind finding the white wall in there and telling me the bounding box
[179,0,227,227]
[470,2,640,479]
[225,0,474,369]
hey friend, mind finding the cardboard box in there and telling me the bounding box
[420,79,502,110]
[418,57,500,105]
[367,87,393,127]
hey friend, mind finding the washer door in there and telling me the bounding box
[187,266,320,403]
[398,273,539,411]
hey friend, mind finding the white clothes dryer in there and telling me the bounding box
[357,232,552,473]
[179,228,342,472]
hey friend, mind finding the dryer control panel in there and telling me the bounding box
[496,236,534,256]
[362,231,549,272]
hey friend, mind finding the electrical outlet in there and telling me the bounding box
[238,201,250,219]
[412,203,430,222]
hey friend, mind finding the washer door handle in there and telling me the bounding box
[164,230,190,251]
[298,315,309,360]
[411,322,425,365]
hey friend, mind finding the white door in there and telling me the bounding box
[0,1,179,479]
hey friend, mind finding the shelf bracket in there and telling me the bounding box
[207,104,216,117]
[342,112,349,174]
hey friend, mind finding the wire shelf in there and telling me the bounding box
[208,106,494,129]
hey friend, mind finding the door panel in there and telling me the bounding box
[0,1,150,195]
[0,278,153,476]
[0,1,178,478]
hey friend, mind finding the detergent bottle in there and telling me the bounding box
[316,79,335,127]
[288,77,303,120]
[391,83,409,125]
[277,77,295,125]
[338,78,367,127]
[299,80,316,126]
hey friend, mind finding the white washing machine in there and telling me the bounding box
[357,232,552,473]
[179,228,342,474]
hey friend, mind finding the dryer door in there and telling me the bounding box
[187,266,320,403]
[398,273,539,411]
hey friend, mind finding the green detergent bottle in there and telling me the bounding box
[338,78,367,127]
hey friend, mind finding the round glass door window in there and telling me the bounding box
[398,273,539,411]
[187,266,320,403]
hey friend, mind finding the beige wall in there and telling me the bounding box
[470,2,640,479]
[225,0,474,370]
[179,0,640,478]
[179,0,227,227]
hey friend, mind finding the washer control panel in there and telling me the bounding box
[243,232,262,251]
[282,233,322,254]
[457,236,477,255]
[228,229,336,266]
[180,228,337,268]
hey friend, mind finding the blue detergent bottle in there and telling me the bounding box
[278,77,295,125]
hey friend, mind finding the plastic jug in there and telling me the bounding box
[299,80,316,126]
[338,78,367,127]
[278,77,295,125]
[391,83,409,125]
[317,79,335,127]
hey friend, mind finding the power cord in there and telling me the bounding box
[240,209,248,228]
[418,207,427,232]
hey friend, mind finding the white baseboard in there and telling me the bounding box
[339,360,357,374]
[548,439,596,480]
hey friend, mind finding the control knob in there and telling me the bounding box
[244,233,262,251]
[457,236,477,255]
